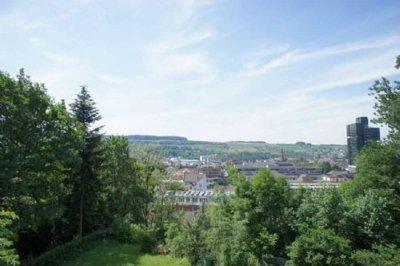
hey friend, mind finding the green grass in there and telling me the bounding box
[62,241,189,266]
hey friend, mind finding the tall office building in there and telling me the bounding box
[347,117,380,165]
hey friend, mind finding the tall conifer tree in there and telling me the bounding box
[70,86,103,238]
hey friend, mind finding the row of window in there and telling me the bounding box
[177,197,212,203]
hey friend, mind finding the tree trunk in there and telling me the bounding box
[79,186,84,240]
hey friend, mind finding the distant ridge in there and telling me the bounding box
[126,135,267,144]
[127,135,188,141]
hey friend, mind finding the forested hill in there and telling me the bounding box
[127,135,188,142]
[126,135,346,161]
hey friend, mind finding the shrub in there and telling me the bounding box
[113,219,156,253]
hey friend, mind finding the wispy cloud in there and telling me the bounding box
[144,2,218,84]
[243,35,400,77]
[148,30,213,53]
[299,47,400,93]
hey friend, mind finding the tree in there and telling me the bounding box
[249,169,291,256]
[166,209,210,266]
[318,161,332,173]
[100,136,146,226]
[0,70,82,256]
[0,70,81,226]
[205,196,259,266]
[130,145,166,225]
[293,188,345,234]
[369,58,400,139]
[344,190,398,249]
[226,168,291,261]
[287,228,352,266]
[352,141,400,194]
[69,86,103,238]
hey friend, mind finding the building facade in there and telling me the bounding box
[346,117,380,165]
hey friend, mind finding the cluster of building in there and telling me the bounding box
[161,116,380,210]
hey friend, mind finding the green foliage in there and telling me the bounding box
[352,244,400,266]
[68,86,104,238]
[166,210,210,266]
[318,161,332,173]
[164,180,187,191]
[344,190,398,249]
[287,228,352,266]
[100,136,146,226]
[0,70,82,230]
[351,141,400,195]
[0,211,19,265]
[249,169,291,254]
[113,218,156,253]
[208,168,291,264]
[0,70,162,262]
[369,73,400,138]
[293,188,344,234]
[205,200,256,266]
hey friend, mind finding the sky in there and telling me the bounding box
[1,0,400,144]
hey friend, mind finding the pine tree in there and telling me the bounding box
[69,86,103,238]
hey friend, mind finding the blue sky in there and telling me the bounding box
[1,0,399,144]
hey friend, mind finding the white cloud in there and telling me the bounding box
[299,48,400,94]
[149,30,213,53]
[244,34,400,77]
[144,1,218,84]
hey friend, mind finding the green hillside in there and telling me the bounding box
[127,135,346,161]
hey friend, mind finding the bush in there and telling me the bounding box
[352,244,400,266]
[287,228,352,266]
[29,230,109,266]
[113,219,156,253]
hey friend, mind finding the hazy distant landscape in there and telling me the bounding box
[127,135,346,161]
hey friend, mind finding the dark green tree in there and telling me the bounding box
[288,228,352,266]
[249,168,291,257]
[100,136,146,225]
[69,86,104,238]
[293,188,345,234]
[0,70,81,256]
[344,190,398,249]
[226,168,291,262]
[318,161,332,173]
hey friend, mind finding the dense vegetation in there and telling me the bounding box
[0,70,172,264]
[0,55,399,265]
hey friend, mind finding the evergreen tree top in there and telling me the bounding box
[70,86,102,125]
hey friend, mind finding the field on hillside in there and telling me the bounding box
[62,241,189,266]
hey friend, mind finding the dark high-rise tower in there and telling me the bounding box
[346,117,380,165]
